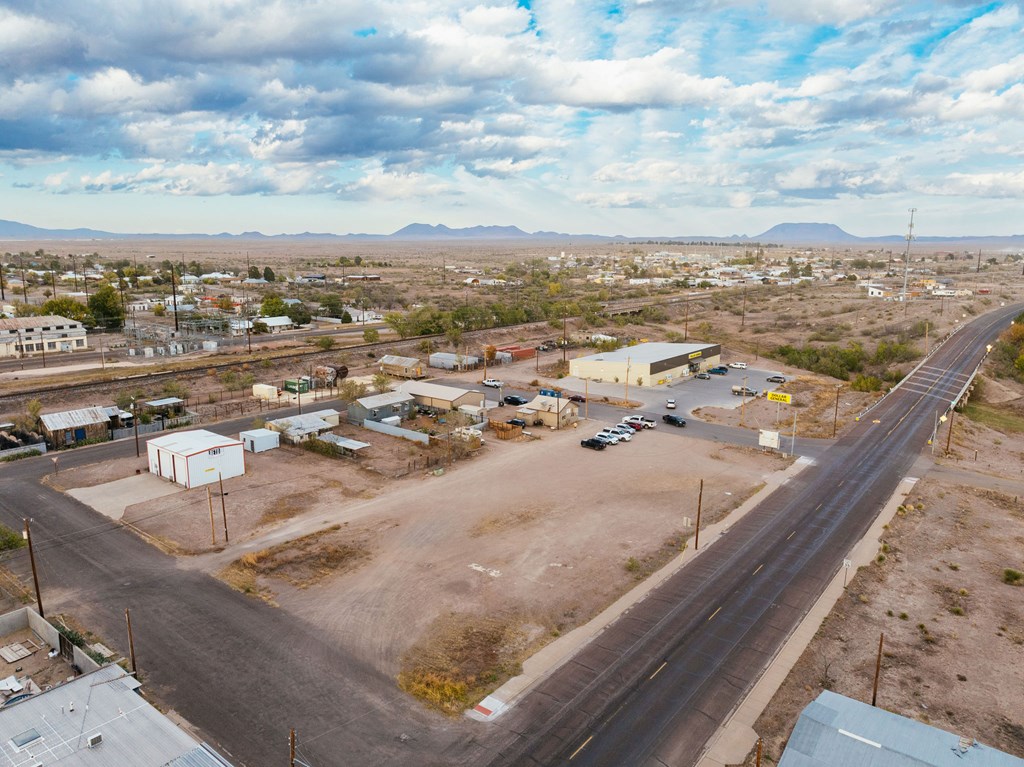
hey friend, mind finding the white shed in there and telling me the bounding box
[239,428,280,453]
[147,429,245,489]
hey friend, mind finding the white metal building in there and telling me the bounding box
[0,315,88,358]
[569,342,721,386]
[239,428,280,453]
[147,429,245,489]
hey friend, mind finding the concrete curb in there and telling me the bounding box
[468,453,816,722]
[695,474,920,767]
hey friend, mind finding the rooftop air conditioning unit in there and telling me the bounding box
[87,733,103,748]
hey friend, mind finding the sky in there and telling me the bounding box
[1,1,1023,238]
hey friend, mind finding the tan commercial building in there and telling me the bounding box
[0,315,88,358]
[569,342,721,387]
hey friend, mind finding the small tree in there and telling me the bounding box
[153,304,166,317]
[314,336,337,351]
[338,379,368,402]
[372,371,392,394]
[363,328,380,343]
[263,266,276,282]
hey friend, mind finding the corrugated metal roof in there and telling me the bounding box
[0,664,234,766]
[167,744,235,766]
[0,315,83,331]
[398,381,483,401]
[355,391,414,409]
[145,397,184,407]
[779,691,1024,767]
[265,414,332,436]
[39,406,111,431]
[318,434,371,451]
[575,341,717,365]
[380,355,420,367]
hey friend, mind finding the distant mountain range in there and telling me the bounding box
[1,218,1022,247]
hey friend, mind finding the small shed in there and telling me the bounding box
[265,409,341,443]
[317,433,371,458]
[379,355,425,379]
[524,395,578,429]
[147,429,244,489]
[239,428,279,453]
[347,391,415,425]
[429,352,481,370]
[39,406,111,449]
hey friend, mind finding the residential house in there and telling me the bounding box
[347,391,415,425]
[39,406,117,448]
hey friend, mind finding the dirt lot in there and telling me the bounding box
[55,410,794,708]
[734,377,1024,764]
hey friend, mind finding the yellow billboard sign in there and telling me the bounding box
[766,391,792,404]
[688,351,703,359]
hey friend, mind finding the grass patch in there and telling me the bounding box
[219,524,372,601]
[963,403,1024,434]
[470,507,544,538]
[398,612,528,715]
[0,524,26,552]
[1004,568,1023,586]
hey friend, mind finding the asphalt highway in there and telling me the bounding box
[460,304,1021,767]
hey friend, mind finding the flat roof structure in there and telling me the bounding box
[355,391,415,410]
[574,342,716,365]
[147,430,241,455]
[779,690,1024,767]
[0,664,232,766]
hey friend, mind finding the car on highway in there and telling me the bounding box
[728,361,748,369]
[662,414,687,427]
[591,433,619,446]
[766,374,786,383]
[622,415,656,429]
[708,366,729,375]
[597,428,628,442]
[482,378,504,388]
[503,395,529,406]
[694,372,711,380]
[507,418,527,427]
[566,394,587,403]
[666,398,676,409]
[580,437,606,450]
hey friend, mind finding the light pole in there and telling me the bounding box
[832,384,841,438]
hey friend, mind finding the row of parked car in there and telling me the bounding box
[580,414,687,450]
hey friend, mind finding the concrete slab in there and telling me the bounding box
[68,472,183,520]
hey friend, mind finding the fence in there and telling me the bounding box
[111,414,195,441]
[361,419,430,444]
[0,442,47,460]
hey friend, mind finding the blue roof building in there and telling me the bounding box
[780,691,1024,767]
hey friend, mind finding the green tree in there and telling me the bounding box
[261,294,288,317]
[341,310,353,324]
[383,312,413,338]
[363,327,380,343]
[87,284,126,329]
[263,266,275,282]
[319,293,346,318]
[153,304,166,317]
[314,336,337,351]
[285,302,312,326]
[372,371,392,393]
[248,265,260,279]
[40,296,96,327]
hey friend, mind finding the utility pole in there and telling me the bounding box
[832,385,841,438]
[289,729,297,767]
[624,356,631,405]
[133,399,140,457]
[740,375,748,426]
[755,737,763,767]
[20,255,28,304]
[125,608,137,674]
[23,519,43,617]
[694,478,704,551]
[871,632,884,706]
[976,248,982,273]
[169,262,180,333]
[207,487,217,545]
[740,285,747,328]
[901,208,916,316]
[945,408,955,454]
[219,473,229,543]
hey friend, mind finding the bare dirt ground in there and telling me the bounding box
[60,415,792,712]
[733,375,1024,764]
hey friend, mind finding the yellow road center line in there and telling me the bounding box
[649,661,668,680]
[707,606,722,622]
[569,735,594,760]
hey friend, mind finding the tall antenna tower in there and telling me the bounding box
[901,208,916,312]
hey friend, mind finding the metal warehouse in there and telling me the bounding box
[569,342,721,386]
[147,429,245,489]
